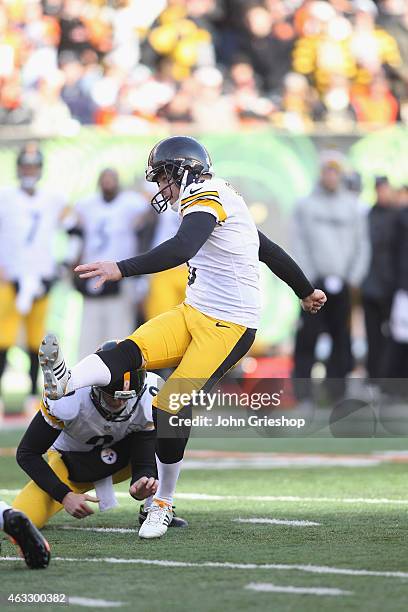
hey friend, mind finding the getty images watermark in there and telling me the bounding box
[167,389,306,429]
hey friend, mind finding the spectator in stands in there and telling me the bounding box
[350,0,402,88]
[361,176,398,381]
[317,75,357,131]
[57,0,94,59]
[291,151,370,403]
[24,70,77,136]
[276,71,318,131]
[229,59,275,123]
[141,0,216,82]
[240,4,296,94]
[351,69,399,125]
[190,66,238,131]
[60,53,95,124]
[292,2,355,93]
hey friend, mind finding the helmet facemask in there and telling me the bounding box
[146,162,184,213]
[91,370,146,422]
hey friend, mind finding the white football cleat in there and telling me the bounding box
[38,334,70,400]
[138,500,173,539]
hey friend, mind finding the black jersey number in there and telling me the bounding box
[95,218,110,253]
[187,264,197,286]
[85,434,114,449]
[26,211,41,244]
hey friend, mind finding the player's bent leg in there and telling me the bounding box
[12,480,62,529]
[40,305,190,400]
[12,451,89,528]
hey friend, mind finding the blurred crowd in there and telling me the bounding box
[0,0,407,134]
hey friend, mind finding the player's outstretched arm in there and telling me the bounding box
[75,212,216,289]
[258,230,326,314]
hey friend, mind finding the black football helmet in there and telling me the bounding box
[17,142,43,190]
[91,340,146,422]
[145,136,213,213]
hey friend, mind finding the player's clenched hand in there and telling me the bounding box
[301,289,327,314]
[74,261,122,290]
[129,477,159,500]
[62,492,100,519]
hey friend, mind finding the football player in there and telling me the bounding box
[0,501,50,569]
[39,136,327,538]
[13,341,187,530]
[0,143,66,414]
[66,168,151,358]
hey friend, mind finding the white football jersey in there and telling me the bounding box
[176,177,260,329]
[40,372,161,453]
[76,190,149,264]
[0,186,65,280]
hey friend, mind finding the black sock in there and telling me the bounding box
[29,351,39,395]
[153,405,191,464]
[97,339,143,381]
[0,350,8,396]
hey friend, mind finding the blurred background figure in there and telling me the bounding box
[0,143,66,414]
[383,197,408,388]
[361,176,398,382]
[143,189,187,322]
[66,168,150,358]
[291,151,370,404]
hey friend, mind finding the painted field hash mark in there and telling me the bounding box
[233,518,321,526]
[1,557,408,579]
[68,597,124,607]
[245,583,352,596]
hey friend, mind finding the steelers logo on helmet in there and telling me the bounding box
[145,136,213,213]
[17,142,44,191]
[91,340,147,422]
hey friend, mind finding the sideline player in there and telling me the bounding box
[0,143,66,412]
[14,341,187,530]
[66,168,150,357]
[0,502,50,569]
[39,136,327,538]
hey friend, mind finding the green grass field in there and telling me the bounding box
[1,429,408,611]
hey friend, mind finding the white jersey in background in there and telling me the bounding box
[76,190,149,264]
[176,177,261,329]
[0,186,65,281]
[40,371,161,453]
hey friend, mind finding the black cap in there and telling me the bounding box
[375,176,389,187]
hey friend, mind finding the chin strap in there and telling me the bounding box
[180,168,189,193]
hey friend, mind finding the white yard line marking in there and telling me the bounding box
[1,488,408,506]
[68,597,124,607]
[233,518,321,526]
[116,491,408,505]
[1,556,407,579]
[183,457,382,469]
[62,526,137,534]
[245,583,351,596]
[174,493,408,505]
